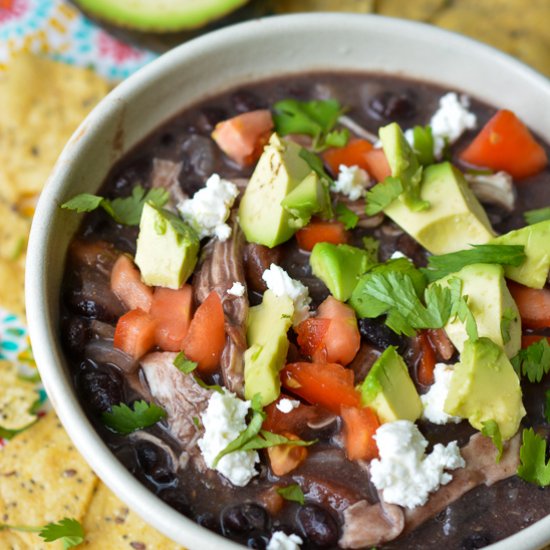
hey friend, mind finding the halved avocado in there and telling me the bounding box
[74,0,250,32]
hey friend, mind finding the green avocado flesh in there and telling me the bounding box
[74,0,248,32]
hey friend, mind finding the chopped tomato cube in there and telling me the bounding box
[113,309,157,359]
[341,406,380,461]
[296,220,348,252]
[322,138,374,176]
[110,254,153,313]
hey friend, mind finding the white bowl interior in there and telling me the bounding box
[26,13,550,550]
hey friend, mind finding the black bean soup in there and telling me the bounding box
[60,73,550,549]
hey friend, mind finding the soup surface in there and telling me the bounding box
[60,73,550,550]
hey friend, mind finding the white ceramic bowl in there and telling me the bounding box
[26,13,550,550]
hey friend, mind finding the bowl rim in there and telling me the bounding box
[26,12,550,550]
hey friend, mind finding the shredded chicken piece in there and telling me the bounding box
[150,158,186,206]
[465,171,516,211]
[338,115,378,143]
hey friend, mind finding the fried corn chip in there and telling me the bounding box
[272,0,375,13]
[0,199,30,263]
[376,0,448,21]
[0,361,38,433]
[0,258,25,320]
[0,54,109,205]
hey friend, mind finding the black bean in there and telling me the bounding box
[222,504,269,536]
[77,362,123,413]
[64,316,90,356]
[181,135,217,178]
[231,89,266,113]
[247,535,268,549]
[136,442,175,485]
[158,487,191,516]
[367,90,416,121]
[197,512,220,533]
[461,533,493,550]
[195,106,228,133]
[358,318,405,351]
[297,505,338,547]
[159,132,175,147]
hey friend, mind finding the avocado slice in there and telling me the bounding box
[492,220,550,289]
[239,134,312,248]
[384,162,495,255]
[359,346,422,423]
[438,263,521,358]
[444,337,525,440]
[310,243,372,301]
[134,202,199,289]
[73,0,248,32]
[244,289,294,406]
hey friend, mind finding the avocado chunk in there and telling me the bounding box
[280,171,331,228]
[444,337,525,440]
[239,134,312,248]
[384,162,495,255]
[73,0,248,32]
[310,243,372,301]
[134,202,199,289]
[244,289,294,406]
[438,264,521,358]
[492,220,550,289]
[359,346,422,423]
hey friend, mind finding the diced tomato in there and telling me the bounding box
[312,297,360,366]
[113,309,157,359]
[416,331,437,386]
[296,220,348,252]
[211,110,274,166]
[508,282,550,329]
[181,291,225,374]
[110,254,153,313]
[295,318,331,357]
[340,406,380,461]
[322,138,374,176]
[267,431,309,476]
[150,286,193,352]
[363,148,392,182]
[460,109,548,179]
[281,362,360,414]
[521,334,550,348]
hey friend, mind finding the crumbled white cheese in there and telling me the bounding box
[178,173,239,241]
[430,92,477,158]
[198,390,259,487]
[370,420,465,509]
[421,363,462,425]
[333,164,370,201]
[227,282,246,297]
[276,398,301,414]
[262,264,311,326]
[404,128,415,148]
[267,531,303,550]
[390,250,409,260]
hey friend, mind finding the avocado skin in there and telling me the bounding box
[444,337,525,440]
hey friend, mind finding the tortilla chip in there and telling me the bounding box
[0,54,109,204]
[0,411,98,548]
[0,361,38,432]
[80,482,184,549]
[376,0,448,21]
[0,199,30,263]
[0,258,25,320]
[273,0,375,13]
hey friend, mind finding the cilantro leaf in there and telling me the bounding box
[517,428,550,487]
[299,148,333,184]
[277,484,305,505]
[456,295,479,342]
[193,376,224,394]
[173,352,198,374]
[273,99,345,151]
[62,185,169,226]
[362,236,380,264]
[511,338,550,383]
[101,400,166,435]
[411,125,435,166]
[481,420,503,462]
[524,207,550,225]
[335,202,359,230]
[421,244,526,282]
[39,518,85,549]
[500,307,517,345]
[364,176,403,216]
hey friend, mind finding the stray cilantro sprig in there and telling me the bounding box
[411,125,435,166]
[364,177,403,216]
[448,277,479,342]
[421,244,526,282]
[500,308,517,345]
[174,352,198,374]
[335,202,359,230]
[299,148,333,184]
[277,484,305,505]
[0,518,84,549]
[273,99,348,151]
[481,420,503,462]
[101,400,166,435]
[517,428,550,487]
[511,338,550,383]
[62,185,169,226]
[362,236,380,264]
[524,207,550,225]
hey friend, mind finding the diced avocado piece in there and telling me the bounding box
[239,134,312,248]
[492,220,550,289]
[359,346,422,423]
[438,264,521,358]
[281,171,331,228]
[384,162,495,255]
[244,289,294,406]
[134,202,199,289]
[444,337,525,440]
[349,258,427,318]
[73,0,248,32]
[310,243,372,301]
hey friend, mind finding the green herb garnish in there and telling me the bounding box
[500,307,517,345]
[193,376,224,394]
[524,207,550,225]
[277,484,305,505]
[299,148,333,184]
[335,202,359,230]
[511,338,550,383]
[481,419,503,462]
[101,401,166,435]
[517,428,550,487]
[411,125,435,166]
[62,185,169,226]
[173,352,198,374]
[364,176,403,216]
[362,236,380,264]
[0,518,84,549]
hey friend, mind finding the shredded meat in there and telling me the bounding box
[193,216,248,396]
[149,158,186,206]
